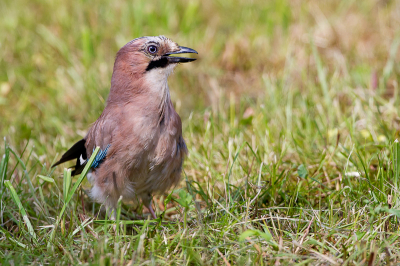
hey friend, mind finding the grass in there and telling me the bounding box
[1,0,400,264]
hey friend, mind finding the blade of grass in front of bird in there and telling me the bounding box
[4,180,37,243]
[61,168,71,235]
[65,147,99,204]
[49,147,99,243]
[63,168,71,202]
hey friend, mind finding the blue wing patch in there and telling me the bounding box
[91,144,111,168]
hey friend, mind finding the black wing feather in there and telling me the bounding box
[71,161,87,176]
[52,139,87,176]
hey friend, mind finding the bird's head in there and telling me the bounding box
[113,36,197,82]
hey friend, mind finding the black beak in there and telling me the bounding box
[163,46,198,63]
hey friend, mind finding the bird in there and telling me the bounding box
[52,36,197,219]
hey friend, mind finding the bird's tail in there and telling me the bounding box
[52,138,87,176]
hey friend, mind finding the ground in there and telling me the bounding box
[1,0,400,265]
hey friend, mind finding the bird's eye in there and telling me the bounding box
[147,45,158,54]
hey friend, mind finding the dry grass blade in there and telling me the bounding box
[216,248,231,266]
[294,216,314,254]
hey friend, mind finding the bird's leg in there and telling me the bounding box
[147,203,157,220]
[142,193,157,219]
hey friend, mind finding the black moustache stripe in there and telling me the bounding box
[146,57,169,71]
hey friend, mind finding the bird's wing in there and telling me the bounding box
[52,107,120,176]
[85,109,117,153]
[51,138,88,175]
[84,106,121,164]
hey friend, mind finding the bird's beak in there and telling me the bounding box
[163,46,198,63]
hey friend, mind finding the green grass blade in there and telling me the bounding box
[65,147,99,205]
[4,180,37,243]
[8,148,40,205]
[37,175,55,183]
[394,139,400,189]
[63,168,71,202]
[0,142,10,225]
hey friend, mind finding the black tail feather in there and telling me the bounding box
[52,139,87,171]
[71,163,86,176]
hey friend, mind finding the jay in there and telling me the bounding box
[52,36,197,219]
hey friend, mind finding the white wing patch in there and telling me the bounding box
[79,154,86,165]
